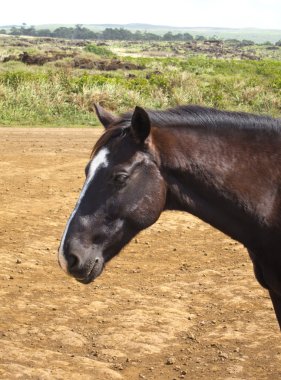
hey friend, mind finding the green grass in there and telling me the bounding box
[0,38,280,127]
[84,44,114,58]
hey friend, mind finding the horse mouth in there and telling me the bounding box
[76,259,105,284]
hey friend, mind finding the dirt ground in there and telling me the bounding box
[0,128,280,380]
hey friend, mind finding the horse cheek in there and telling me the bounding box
[136,182,166,228]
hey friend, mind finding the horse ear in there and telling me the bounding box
[93,103,117,129]
[131,106,151,143]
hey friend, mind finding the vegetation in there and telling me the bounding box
[84,44,114,58]
[2,23,281,43]
[0,36,280,127]
[6,24,194,42]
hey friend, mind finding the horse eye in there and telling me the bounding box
[113,173,128,185]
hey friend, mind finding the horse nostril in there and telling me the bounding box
[95,257,99,264]
[68,254,79,270]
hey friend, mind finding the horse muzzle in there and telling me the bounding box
[58,239,105,284]
[76,256,105,284]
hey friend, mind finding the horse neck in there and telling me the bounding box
[152,124,280,248]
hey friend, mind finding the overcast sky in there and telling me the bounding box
[1,0,281,29]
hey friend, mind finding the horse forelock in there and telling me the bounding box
[91,122,130,158]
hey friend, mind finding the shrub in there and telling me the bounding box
[84,44,114,58]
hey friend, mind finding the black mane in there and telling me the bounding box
[121,105,281,133]
[93,105,281,156]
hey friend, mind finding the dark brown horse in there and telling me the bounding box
[58,104,281,329]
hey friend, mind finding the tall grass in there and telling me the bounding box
[0,56,280,127]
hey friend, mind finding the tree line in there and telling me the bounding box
[1,25,280,46]
[0,24,196,41]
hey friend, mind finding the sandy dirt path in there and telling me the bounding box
[0,128,280,379]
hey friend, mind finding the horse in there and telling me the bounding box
[58,103,281,329]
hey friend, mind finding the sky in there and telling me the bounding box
[1,0,281,29]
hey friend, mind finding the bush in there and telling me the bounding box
[84,44,114,58]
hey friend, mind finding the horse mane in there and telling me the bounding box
[91,105,281,157]
[129,105,281,131]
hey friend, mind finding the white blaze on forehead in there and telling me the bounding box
[58,147,109,271]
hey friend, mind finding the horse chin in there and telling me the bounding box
[76,258,105,285]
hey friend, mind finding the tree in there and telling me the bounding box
[72,24,97,39]
[183,33,193,41]
[240,39,255,47]
[163,32,174,41]
[36,29,52,37]
[53,27,74,39]
[144,32,160,41]
[10,26,21,35]
[195,35,205,41]
[20,25,36,36]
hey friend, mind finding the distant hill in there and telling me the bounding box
[1,23,281,43]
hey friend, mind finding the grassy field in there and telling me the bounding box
[0,35,280,127]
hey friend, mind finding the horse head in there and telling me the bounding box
[58,104,166,283]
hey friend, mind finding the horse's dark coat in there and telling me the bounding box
[59,104,281,330]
